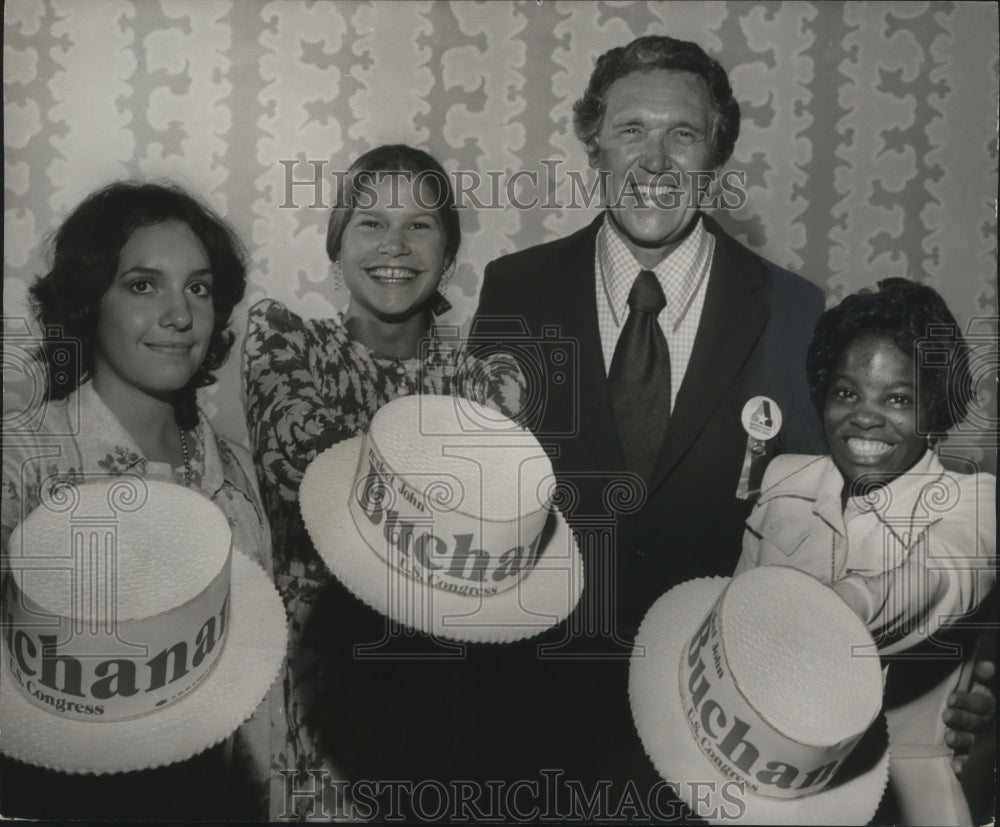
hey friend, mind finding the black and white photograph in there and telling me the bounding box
[2,1,996,823]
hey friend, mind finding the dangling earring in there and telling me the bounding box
[429,291,453,316]
[430,261,455,316]
[925,433,941,457]
[330,260,344,291]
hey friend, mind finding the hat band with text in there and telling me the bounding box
[3,550,231,722]
[678,585,862,799]
[348,433,549,598]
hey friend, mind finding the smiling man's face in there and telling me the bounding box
[593,68,718,268]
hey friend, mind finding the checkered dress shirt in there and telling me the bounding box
[595,213,714,412]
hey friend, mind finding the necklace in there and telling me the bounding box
[179,427,193,488]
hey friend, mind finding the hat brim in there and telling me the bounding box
[629,576,889,825]
[300,434,584,643]
[0,550,286,775]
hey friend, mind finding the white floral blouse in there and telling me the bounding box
[1,379,276,819]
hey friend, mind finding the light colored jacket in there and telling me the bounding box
[737,451,995,656]
[737,452,996,826]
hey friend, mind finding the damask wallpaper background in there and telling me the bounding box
[4,0,998,461]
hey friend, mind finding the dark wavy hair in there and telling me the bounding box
[806,278,972,442]
[29,181,247,429]
[572,35,741,169]
[326,144,460,269]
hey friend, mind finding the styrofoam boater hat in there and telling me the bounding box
[0,478,286,774]
[629,566,890,825]
[300,394,584,643]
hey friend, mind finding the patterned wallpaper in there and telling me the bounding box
[4,0,998,464]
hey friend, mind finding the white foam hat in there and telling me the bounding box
[629,567,890,825]
[0,478,286,774]
[300,394,584,643]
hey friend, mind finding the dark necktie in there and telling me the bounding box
[608,270,671,481]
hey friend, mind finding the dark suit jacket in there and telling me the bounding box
[464,214,826,806]
[472,213,826,637]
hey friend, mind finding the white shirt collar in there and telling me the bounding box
[597,213,711,329]
[813,449,945,543]
[74,381,223,495]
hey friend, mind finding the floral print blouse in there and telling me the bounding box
[1,380,269,566]
[241,298,525,815]
[243,298,524,507]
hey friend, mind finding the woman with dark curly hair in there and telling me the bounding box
[4,182,267,557]
[27,181,247,427]
[737,278,995,825]
[1,180,274,819]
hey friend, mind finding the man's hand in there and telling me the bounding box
[944,658,996,775]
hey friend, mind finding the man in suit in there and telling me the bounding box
[474,35,824,640]
[467,36,825,809]
[470,34,992,815]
